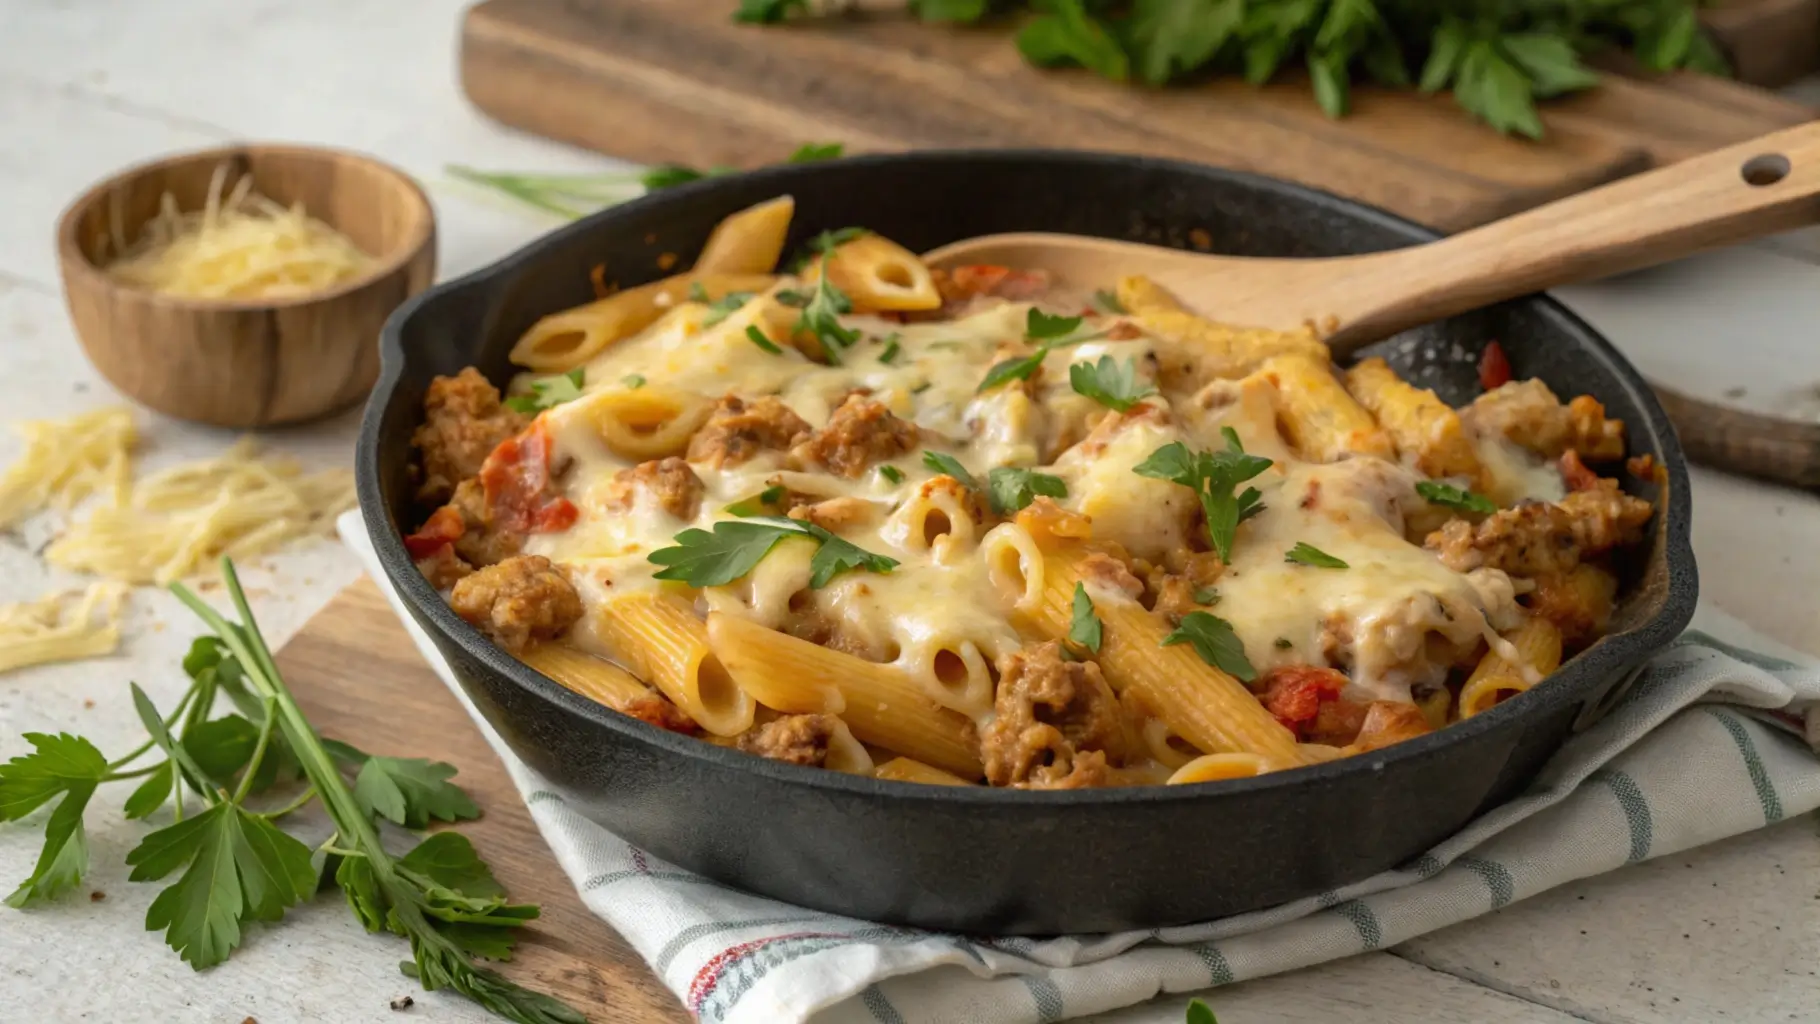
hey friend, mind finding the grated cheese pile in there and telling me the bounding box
[105,164,373,300]
[45,436,356,586]
[0,583,128,674]
[0,406,136,529]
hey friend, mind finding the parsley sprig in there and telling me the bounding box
[979,309,1104,393]
[736,4,1726,138]
[1069,582,1103,654]
[987,467,1067,515]
[1162,610,1256,683]
[1416,479,1497,514]
[1285,541,1349,568]
[649,516,898,589]
[504,369,584,414]
[778,234,862,364]
[1071,355,1158,412]
[0,559,581,1023]
[1133,427,1272,562]
[446,142,843,219]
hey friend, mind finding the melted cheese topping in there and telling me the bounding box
[517,286,1547,712]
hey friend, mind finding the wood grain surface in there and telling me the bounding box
[1706,0,1820,87]
[458,0,1815,233]
[274,577,689,1024]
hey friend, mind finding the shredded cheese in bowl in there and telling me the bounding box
[105,164,373,300]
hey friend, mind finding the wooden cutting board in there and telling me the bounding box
[274,577,687,1023]
[457,0,1817,233]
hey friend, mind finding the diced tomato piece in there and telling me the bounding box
[1478,340,1512,391]
[948,264,1012,296]
[479,424,573,535]
[1258,665,1350,738]
[403,505,465,559]
[1559,449,1600,492]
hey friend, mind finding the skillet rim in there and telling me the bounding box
[357,147,1698,808]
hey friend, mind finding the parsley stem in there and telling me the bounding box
[100,764,164,782]
[260,787,317,821]
[231,696,280,804]
[104,687,197,771]
[319,843,365,859]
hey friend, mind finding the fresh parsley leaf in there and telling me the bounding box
[1285,541,1348,569]
[1027,308,1084,341]
[780,275,860,362]
[687,281,710,303]
[701,290,754,327]
[922,451,980,490]
[504,369,586,414]
[126,801,317,968]
[0,733,106,907]
[911,0,989,21]
[621,374,646,390]
[649,517,896,589]
[396,832,506,900]
[808,226,869,255]
[354,757,480,830]
[1416,480,1497,515]
[1133,432,1273,562]
[639,164,710,189]
[987,467,1068,515]
[724,484,788,517]
[1161,611,1256,683]
[877,334,902,365]
[744,325,784,355]
[1130,0,1244,85]
[1193,586,1220,605]
[1070,355,1158,412]
[798,521,900,589]
[1069,583,1103,653]
[1275,636,1294,649]
[123,762,175,821]
[1017,0,1130,80]
[1186,996,1220,1024]
[979,349,1049,393]
[878,464,905,485]
[1092,288,1126,314]
[787,141,845,163]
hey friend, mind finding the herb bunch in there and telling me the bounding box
[448,142,844,219]
[0,558,581,1024]
[736,1,1726,138]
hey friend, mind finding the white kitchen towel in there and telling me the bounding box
[339,511,1820,1024]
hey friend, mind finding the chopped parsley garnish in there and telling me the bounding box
[744,325,784,355]
[878,464,905,485]
[1069,582,1103,653]
[702,290,755,327]
[1093,289,1126,315]
[1275,636,1294,649]
[808,226,869,255]
[649,516,897,589]
[1416,480,1498,515]
[788,141,844,162]
[1133,427,1272,562]
[687,281,710,302]
[503,368,585,413]
[777,276,860,362]
[1285,542,1348,568]
[986,467,1067,515]
[1161,611,1256,683]
[1193,586,1220,605]
[723,484,787,517]
[922,450,980,490]
[1026,308,1083,341]
[978,349,1049,393]
[877,334,902,365]
[1070,355,1157,412]
[621,374,646,389]
[911,381,933,394]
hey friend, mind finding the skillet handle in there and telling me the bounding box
[1651,385,1820,489]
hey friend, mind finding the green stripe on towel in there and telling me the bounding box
[1701,707,1785,823]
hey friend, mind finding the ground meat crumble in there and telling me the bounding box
[791,394,919,478]
[449,554,583,654]
[1426,480,1652,576]
[982,641,1124,789]
[687,395,812,469]
[738,714,839,767]
[603,457,704,520]
[410,368,528,506]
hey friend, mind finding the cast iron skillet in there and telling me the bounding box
[358,151,1697,935]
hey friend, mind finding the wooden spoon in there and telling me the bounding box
[923,122,1820,360]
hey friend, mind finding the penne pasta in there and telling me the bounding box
[806,234,941,311]
[594,593,754,737]
[694,196,795,274]
[873,756,976,786]
[1166,752,1270,785]
[1344,357,1482,481]
[508,272,776,371]
[1261,352,1396,463]
[1014,547,1302,768]
[1458,616,1563,718]
[519,642,649,707]
[571,385,713,461]
[707,611,982,779]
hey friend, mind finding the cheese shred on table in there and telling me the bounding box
[0,583,128,674]
[45,436,356,585]
[105,164,372,300]
[0,406,136,529]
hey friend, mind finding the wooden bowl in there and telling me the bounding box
[56,144,436,428]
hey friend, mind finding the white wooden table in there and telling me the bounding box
[0,3,1814,1021]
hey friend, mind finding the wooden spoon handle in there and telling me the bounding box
[1652,385,1820,489]
[1334,121,1820,350]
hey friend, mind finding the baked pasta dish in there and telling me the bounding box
[402,196,1655,789]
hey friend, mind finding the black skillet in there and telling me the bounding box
[357,151,1696,935]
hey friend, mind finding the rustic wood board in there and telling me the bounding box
[1707,0,1820,87]
[457,0,1815,233]
[274,577,690,1024]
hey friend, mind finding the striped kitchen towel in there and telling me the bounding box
[340,511,1820,1024]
